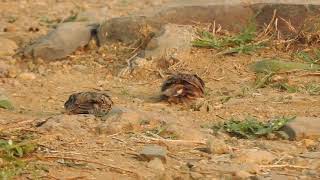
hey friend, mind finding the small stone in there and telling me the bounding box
[302,139,317,148]
[3,24,17,32]
[280,117,320,140]
[18,72,36,80]
[233,170,252,179]
[205,138,230,154]
[300,152,320,159]
[7,67,18,78]
[190,172,203,180]
[147,158,165,171]
[0,61,10,78]
[235,149,276,164]
[0,37,18,56]
[140,145,167,162]
[73,65,87,72]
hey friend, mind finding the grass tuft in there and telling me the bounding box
[192,23,265,55]
[296,49,320,64]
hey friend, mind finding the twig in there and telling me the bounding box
[261,9,277,37]
[139,134,205,144]
[299,72,320,77]
[260,164,311,169]
[216,115,226,120]
[42,156,139,177]
[66,176,87,180]
[279,16,297,33]
[111,137,126,143]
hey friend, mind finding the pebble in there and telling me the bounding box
[205,138,230,154]
[147,158,165,171]
[235,149,276,164]
[73,65,87,72]
[190,172,203,179]
[140,145,167,162]
[0,37,18,56]
[18,72,36,80]
[233,170,252,179]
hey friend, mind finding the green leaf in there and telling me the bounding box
[0,100,14,110]
[218,116,295,139]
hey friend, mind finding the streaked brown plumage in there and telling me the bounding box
[160,73,205,104]
[64,92,113,116]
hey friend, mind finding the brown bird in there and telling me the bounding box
[64,92,113,117]
[160,73,205,104]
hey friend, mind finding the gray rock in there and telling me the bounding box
[97,16,163,45]
[152,1,253,32]
[0,37,18,57]
[148,0,320,32]
[23,22,96,60]
[144,24,194,59]
[280,117,320,140]
[140,145,167,162]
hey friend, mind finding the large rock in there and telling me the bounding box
[281,117,320,140]
[151,1,253,32]
[23,22,96,60]
[97,16,163,45]
[144,24,194,59]
[0,37,18,57]
[36,115,98,136]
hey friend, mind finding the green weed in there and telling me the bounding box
[254,72,275,89]
[210,116,295,139]
[304,83,320,95]
[146,122,178,140]
[0,133,38,179]
[0,100,14,110]
[272,82,300,93]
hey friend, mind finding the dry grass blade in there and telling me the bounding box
[260,164,312,169]
[42,156,140,177]
[139,134,206,145]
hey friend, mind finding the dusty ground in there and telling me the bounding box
[0,0,320,180]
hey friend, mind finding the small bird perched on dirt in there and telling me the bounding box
[64,92,113,117]
[160,73,205,104]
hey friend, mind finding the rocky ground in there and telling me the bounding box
[0,0,320,179]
